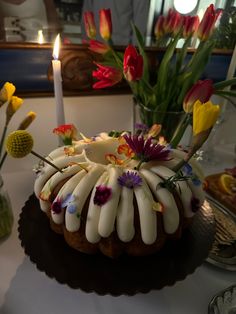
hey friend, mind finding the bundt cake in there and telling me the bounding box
[34,131,205,258]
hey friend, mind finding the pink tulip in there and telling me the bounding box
[88,39,110,54]
[154,15,165,39]
[123,45,143,82]
[99,9,112,41]
[183,79,214,113]
[92,64,122,89]
[197,4,222,41]
[83,11,96,39]
[183,15,200,38]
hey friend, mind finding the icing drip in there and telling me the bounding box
[65,164,105,232]
[148,165,194,218]
[85,171,109,243]
[51,166,91,225]
[34,153,88,197]
[140,169,179,234]
[116,181,135,242]
[134,177,157,245]
[98,166,122,237]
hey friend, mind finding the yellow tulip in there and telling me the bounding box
[0,82,16,107]
[193,100,220,135]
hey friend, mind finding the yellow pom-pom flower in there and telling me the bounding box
[6,130,33,158]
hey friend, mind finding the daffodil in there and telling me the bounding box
[192,100,220,135]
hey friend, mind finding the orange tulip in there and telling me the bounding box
[83,11,96,39]
[197,4,222,41]
[99,9,112,41]
[154,15,165,39]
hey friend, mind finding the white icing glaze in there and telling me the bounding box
[36,134,205,247]
[140,169,179,234]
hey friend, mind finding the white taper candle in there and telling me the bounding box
[52,34,65,145]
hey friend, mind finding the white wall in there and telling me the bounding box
[1,94,133,173]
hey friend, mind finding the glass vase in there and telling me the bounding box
[0,174,14,239]
[134,101,188,144]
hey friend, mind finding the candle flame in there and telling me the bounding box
[53,34,61,60]
[37,30,44,44]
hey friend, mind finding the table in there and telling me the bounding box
[0,169,235,314]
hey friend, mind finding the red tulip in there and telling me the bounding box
[197,4,222,41]
[83,11,96,39]
[99,9,112,41]
[92,64,122,89]
[163,9,183,35]
[88,39,110,54]
[154,15,165,39]
[183,15,200,38]
[123,45,143,82]
[183,79,214,113]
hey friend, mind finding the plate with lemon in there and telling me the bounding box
[204,167,236,271]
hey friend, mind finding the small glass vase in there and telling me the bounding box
[133,101,188,144]
[0,174,14,239]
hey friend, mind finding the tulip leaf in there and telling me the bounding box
[155,31,181,102]
[214,78,236,90]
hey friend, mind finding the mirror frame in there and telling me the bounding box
[0,42,233,98]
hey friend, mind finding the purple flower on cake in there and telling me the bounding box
[191,196,201,213]
[123,134,171,169]
[93,185,112,206]
[118,171,142,189]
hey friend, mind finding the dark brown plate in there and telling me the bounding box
[18,194,215,296]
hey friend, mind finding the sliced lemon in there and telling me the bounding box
[218,174,236,195]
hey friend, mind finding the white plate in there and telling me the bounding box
[208,285,236,314]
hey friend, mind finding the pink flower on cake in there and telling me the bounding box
[93,185,112,206]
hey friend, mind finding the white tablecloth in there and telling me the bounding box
[0,169,235,314]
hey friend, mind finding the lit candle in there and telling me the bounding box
[52,34,65,140]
